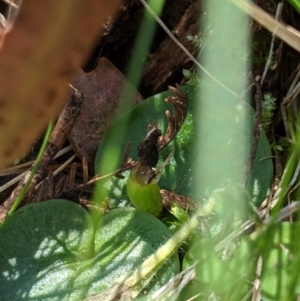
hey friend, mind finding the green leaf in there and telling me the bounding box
[182,236,256,299]
[261,222,300,300]
[0,200,179,300]
[95,85,273,209]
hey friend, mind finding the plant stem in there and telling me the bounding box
[7,120,54,217]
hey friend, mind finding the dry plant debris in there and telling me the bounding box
[68,57,143,167]
[0,90,83,222]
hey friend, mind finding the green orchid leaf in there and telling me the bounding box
[95,85,273,209]
[0,200,179,301]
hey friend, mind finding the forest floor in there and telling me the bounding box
[0,0,300,236]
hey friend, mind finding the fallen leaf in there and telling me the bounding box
[68,57,143,167]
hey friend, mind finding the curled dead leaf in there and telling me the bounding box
[149,84,188,152]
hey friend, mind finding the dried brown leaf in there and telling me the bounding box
[68,57,143,166]
[157,84,188,151]
[231,0,300,52]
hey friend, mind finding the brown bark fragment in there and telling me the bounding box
[142,2,200,94]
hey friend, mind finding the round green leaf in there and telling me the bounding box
[95,85,273,208]
[0,200,179,300]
